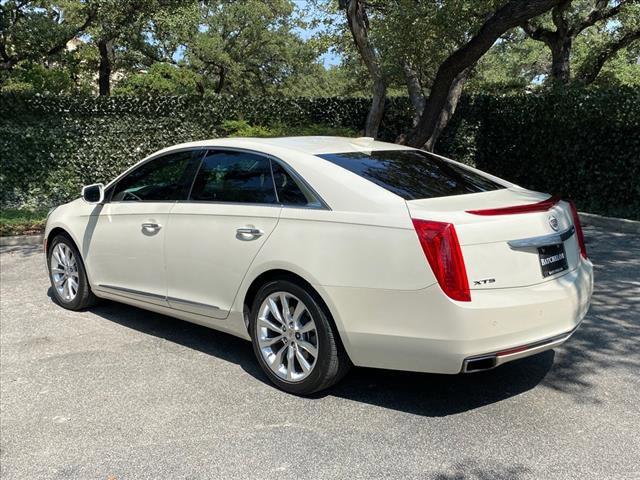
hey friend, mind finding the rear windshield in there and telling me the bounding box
[317,150,504,200]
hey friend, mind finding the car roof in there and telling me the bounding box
[156,136,415,156]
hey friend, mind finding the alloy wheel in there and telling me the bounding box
[256,292,319,382]
[50,242,80,302]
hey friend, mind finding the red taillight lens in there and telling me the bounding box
[466,195,560,215]
[412,219,471,302]
[568,200,587,259]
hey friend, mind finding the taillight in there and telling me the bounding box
[466,195,560,215]
[412,219,470,302]
[568,200,588,259]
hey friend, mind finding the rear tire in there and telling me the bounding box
[250,279,350,395]
[48,234,97,311]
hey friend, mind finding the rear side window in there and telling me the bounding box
[271,161,321,207]
[190,150,277,204]
[317,150,504,200]
[111,150,196,202]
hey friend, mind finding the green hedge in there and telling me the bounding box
[457,87,640,220]
[1,89,638,219]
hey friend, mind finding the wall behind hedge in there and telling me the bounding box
[1,88,638,219]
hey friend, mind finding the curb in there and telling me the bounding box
[0,234,44,247]
[579,212,640,235]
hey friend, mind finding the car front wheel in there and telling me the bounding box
[48,235,96,310]
[250,280,350,395]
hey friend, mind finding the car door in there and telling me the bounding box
[165,149,283,318]
[86,149,203,306]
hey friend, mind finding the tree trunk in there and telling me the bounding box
[402,61,425,126]
[215,66,226,94]
[345,0,386,137]
[423,67,471,151]
[549,35,572,83]
[405,0,563,148]
[97,39,113,96]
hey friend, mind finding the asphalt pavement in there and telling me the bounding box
[1,226,638,479]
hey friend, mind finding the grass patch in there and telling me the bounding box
[0,208,47,236]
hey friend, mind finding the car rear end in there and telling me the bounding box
[317,146,593,374]
[407,188,593,373]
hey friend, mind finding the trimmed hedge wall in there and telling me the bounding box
[1,88,638,219]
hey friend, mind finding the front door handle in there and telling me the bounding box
[141,222,162,234]
[236,227,264,239]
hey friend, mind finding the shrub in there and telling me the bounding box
[1,89,637,220]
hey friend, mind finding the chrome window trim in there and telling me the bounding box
[105,148,206,204]
[102,145,331,210]
[183,146,331,210]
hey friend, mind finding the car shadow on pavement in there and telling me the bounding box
[43,226,638,417]
[320,353,555,417]
[60,292,555,418]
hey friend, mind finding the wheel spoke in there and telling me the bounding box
[51,267,64,274]
[280,293,291,321]
[258,316,283,334]
[53,249,62,266]
[272,344,287,368]
[267,297,284,325]
[298,321,315,334]
[295,349,312,373]
[259,335,283,347]
[53,276,65,287]
[286,346,295,380]
[68,278,79,294]
[292,301,306,324]
[297,340,317,358]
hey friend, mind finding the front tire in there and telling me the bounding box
[250,280,350,395]
[48,235,96,310]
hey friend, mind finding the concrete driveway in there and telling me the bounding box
[1,226,638,479]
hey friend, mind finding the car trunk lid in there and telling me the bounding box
[407,187,583,290]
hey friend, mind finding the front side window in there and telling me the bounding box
[190,150,277,204]
[317,150,505,200]
[111,150,197,202]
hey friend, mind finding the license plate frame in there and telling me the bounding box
[538,243,568,278]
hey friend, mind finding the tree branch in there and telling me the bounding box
[570,0,636,37]
[521,19,557,46]
[576,29,640,84]
[406,0,564,148]
[343,0,386,137]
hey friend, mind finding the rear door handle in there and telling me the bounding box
[141,222,162,234]
[236,227,264,239]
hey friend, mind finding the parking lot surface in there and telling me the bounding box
[1,226,639,479]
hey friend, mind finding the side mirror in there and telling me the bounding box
[81,183,105,204]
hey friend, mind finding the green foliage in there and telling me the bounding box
[220,119,357,138]
[1,89,637,221]
[440,87,640,220]
[0,208,47,236]
[114,63,203,95]
[0,63,75,94]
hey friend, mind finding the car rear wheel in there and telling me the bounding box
[250,280,350,395]
[48,235,96,310]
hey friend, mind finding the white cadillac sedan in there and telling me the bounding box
[45,136,593,394]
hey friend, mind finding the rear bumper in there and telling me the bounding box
[462,323,580,372]
[321,258,593,374]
